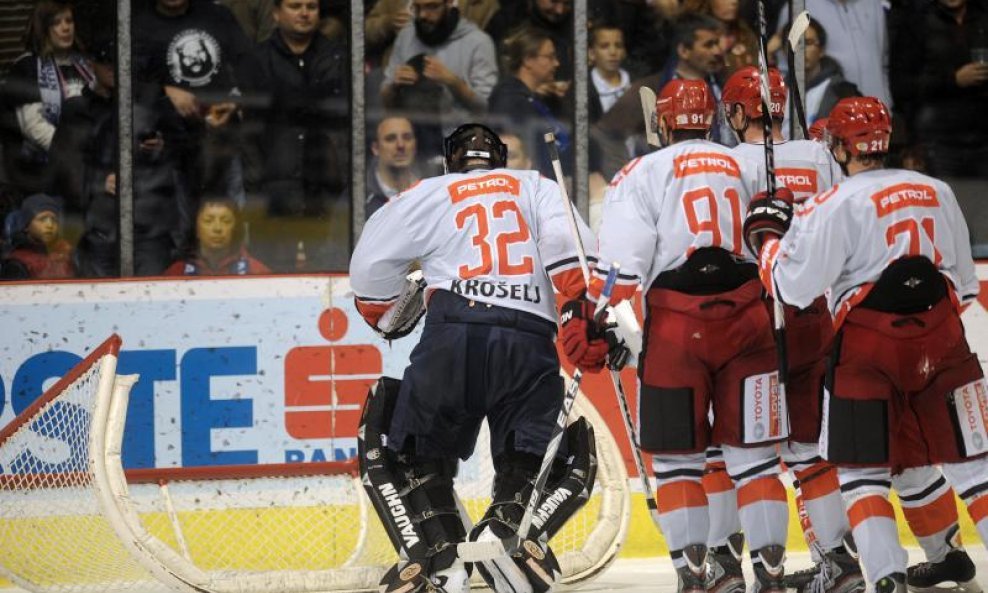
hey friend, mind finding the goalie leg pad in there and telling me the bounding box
[467,420,595,593]
[532,417,597,540]
[359,379,467,578]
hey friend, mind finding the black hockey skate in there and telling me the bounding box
[752,545,787,593]
[707,533,746,593]
[796,548,865,593]
[908,549,982,593]
[676,544,710,593]
[876,572,908,593]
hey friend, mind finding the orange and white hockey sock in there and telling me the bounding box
[704,448,742,548]
[723,445,788,550]
[793,463,847,551]
[654,453,709,568]
[942,457,988,546]
[784,442,848,552]
[892,466,961,563]
[841,467,909,582]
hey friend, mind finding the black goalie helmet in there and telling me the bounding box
[442,123,508,173]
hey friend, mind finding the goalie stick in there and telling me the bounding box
[545,132,662,535]
[786,10,811,139]
[756,0,791,411]
[640,86,661,148]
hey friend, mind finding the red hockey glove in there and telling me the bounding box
[559,298,609,373]
[743,188,795,256]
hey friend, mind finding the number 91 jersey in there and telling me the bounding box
[593,139,762,302]
[350,169,593,324]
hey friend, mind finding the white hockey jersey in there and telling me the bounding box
[592,139,762,303]
[350,168,593,325]
[761,168,979,324]
[733,139,843,202]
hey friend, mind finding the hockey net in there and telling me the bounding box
[0,336,629,593]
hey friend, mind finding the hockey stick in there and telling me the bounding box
[786,10,811,138]
[545,132,662,534]
[640,86,661,148]
[756,0,790,406]
[597,262,662,531]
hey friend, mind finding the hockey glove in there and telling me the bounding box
[559,298,609,373]
[605,330,631,372]
[743,188,795,256]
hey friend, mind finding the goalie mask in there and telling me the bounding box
[443,123,507,173]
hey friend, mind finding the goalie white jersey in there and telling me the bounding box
[592,139,762,302]
[733,139,843,201]
[350,168,593,325]
[761,168,979,323]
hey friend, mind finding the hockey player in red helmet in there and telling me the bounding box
[709,64,864,593]
[744,95,987,593]
[565,77,792,593]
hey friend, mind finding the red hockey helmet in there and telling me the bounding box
[721,66,787,121]
[808,117,828,142]
[826,97,892,156]
[656,79,716,131]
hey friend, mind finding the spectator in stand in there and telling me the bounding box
[45,34,181,277]
[380,0,498,164]
[588,22,630,123]
[592,13,730,178]
[589,0,678,80]
[239,0,347,216]
[782,18,860,134]
[164,196,270,276]
[488,28,570,178]
[487,0,575,83]
[891,0,988,178]
[501,130,533,170]
[366,115,420,218]
[1,1,94,196]
[773,0,891,108]
[132,0,252,244]
[1,193,73,280]
[221,0,277,42]
[684,0,757,75]
[366,0,500,68]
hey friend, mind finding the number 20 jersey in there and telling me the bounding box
[763,168,979,324]
[592,139,762,302]
[350,168,593,324]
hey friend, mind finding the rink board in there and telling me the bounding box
[0,265,987,587]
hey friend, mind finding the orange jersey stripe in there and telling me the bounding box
[656,481,708,513]
[966,494,988,524]
[901,490,960,537]
[551,267,588,301]
[793,463,840,502]
[758,238,781,298]
[737,476,787,508]
[848,495,896,529]
[354,298,392,327]
[587,275,637,305]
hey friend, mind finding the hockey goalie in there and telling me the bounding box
[349,123,624,593]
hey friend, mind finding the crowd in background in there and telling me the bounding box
[0,0,985,281]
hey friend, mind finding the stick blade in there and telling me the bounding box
[788,11,810,49]
[639,86,660,148]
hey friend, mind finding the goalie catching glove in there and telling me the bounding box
[559,299,631,373]
[375,270,427,340]
[742,188,795,256]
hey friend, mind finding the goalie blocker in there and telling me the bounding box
[359,377,597,593]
